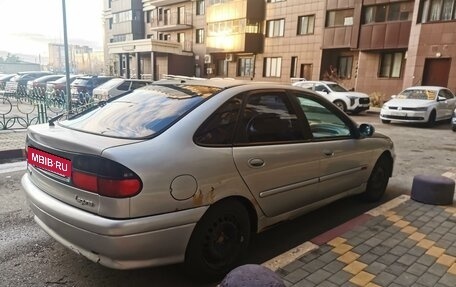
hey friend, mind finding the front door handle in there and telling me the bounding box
[323,149,334,157]
[248,158,265,168]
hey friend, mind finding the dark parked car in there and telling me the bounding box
[22,78,395,279]
[27,74,64,97]
[46,75,81,103]
[70,75,114,105]
[4,71,52,96]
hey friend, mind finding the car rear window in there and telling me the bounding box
[59,84,222,139]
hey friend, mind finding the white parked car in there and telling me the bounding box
[92,78,152,102]
[380,86,456,127]
[292,81,370,114]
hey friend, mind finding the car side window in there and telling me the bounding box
[439,89,454,99]
[235,92,304,144]
[194,95,242,146]
[297,96,351,139]
[131,81,148,89]
[314,84,329,93]
[118,81,131,91]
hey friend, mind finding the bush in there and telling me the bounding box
[369,92,389,108]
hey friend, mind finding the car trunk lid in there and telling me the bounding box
[26,123,141,218]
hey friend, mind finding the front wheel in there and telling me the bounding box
[333,100,347,112]
[427,110,436,127]
[381,119,391,124]
[184,199,251,281]
[363,156,391,202]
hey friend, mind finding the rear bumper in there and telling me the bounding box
[21,173,207,269]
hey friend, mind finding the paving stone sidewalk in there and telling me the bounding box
[276,199,456,286]
[0,130,27,161]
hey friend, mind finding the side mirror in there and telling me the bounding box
[437,96,446,102]
[359,123,375,137]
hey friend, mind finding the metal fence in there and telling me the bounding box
[0,85,90,130]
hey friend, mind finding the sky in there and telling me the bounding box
[0,0,104,61]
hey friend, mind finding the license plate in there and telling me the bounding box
[27,147,72,178]
[391,111,404,116]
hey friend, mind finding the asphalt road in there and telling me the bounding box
[0,113,454,287]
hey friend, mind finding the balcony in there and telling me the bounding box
[150,11,192,32]
[206,33,263,53]
[142,0,188,7]
[322,26,354,49]
[359,21,411,51]
[107,39,192,56]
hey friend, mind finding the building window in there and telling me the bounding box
[266,19,285,37]
[109,18,113,30]
[196,0,205,15]
[297,15,315,35]
[363,3,412,24]
[267,0,286,2]
[238,58,254,77]
[421,0,456,22]
[177,33,185,43]
[338,56,353,79]
[290,56,298,78]
[326,9,354,27]
[379,52,404,78]
[263,57,282,77]
[146,11,150,23]
[113,11,133,24]
[178,7,185,24]
[196,29,205,44]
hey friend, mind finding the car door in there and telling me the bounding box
[293,93,373,199]
[232,90,322,217]
[438,89,456,119]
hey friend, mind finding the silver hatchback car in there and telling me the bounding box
[22,79,394,279]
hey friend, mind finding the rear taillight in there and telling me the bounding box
[72,156,142,198]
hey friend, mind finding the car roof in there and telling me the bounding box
[154,78,279,89]
[403,86,448,90]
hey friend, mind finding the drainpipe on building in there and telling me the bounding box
[251,54,256,80]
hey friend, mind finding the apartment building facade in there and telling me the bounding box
[103,0,456,96]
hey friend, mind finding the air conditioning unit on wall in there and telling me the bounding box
[204,54,212,64]
[225,54,234,62]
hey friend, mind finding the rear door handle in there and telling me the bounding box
[248,158,265,168]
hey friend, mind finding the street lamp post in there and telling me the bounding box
[61,0,72,112]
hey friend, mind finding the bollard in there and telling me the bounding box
[219,264,286,287]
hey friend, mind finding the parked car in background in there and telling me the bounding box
[451,108,456,131]
[0,74,15,91]
[22,78,394,279]
[70,75,114,105]
[92,78,152,102]
[46,75,81,103]
[380,86,456,127]
[27,74,64,97]
[292,80,370,114]
[4,71,52,96]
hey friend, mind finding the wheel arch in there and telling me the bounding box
[211,196,259,234]
[377,151,394,177]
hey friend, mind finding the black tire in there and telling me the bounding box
[427,110,436,127]
[381,119,391,124]
[363,156,391,202]
[333,100,347,112]
[452,124,456,132]
[184,199,251,281]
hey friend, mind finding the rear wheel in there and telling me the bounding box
[333,100,347,112]
[363,156,391,202]
[427,110,436,127]
[184,199,251,281]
